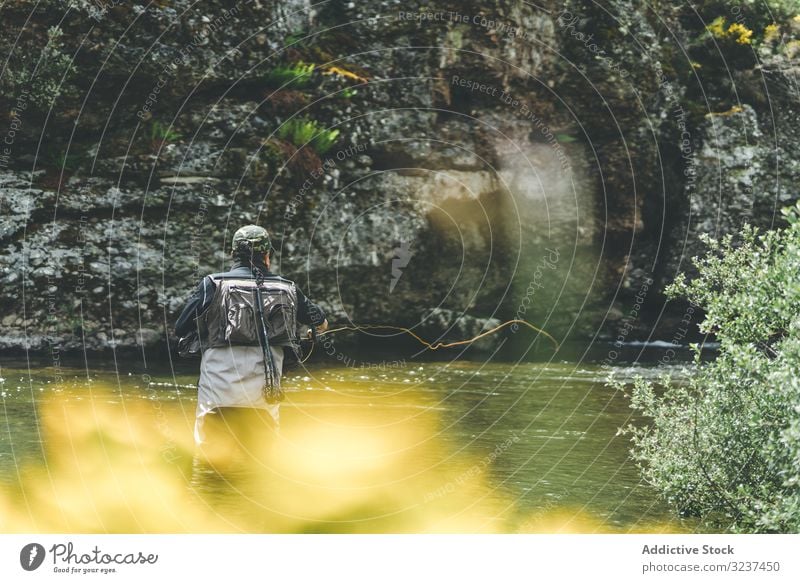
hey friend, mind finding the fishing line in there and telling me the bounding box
[300,319,559,363]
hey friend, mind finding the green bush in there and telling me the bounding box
[693,0,798,31]
[2,26,76,109]
[618,202,800,532]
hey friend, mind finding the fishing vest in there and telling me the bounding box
[203,274,300,354]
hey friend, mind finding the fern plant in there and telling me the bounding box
[277,118,340,154]
[264,62,315,88]
[148,121,181,152]
[46,147,84,173]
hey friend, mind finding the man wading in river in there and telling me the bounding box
[175,225,328,458]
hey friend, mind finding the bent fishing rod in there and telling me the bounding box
[300,319,559,363]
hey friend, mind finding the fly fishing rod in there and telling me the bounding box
[300,319,559,363]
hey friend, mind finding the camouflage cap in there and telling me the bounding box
[231,225,272,256]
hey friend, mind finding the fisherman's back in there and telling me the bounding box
[174,226,328,450]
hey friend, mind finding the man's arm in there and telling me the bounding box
[174,276,216,337]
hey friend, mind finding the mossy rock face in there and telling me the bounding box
[0,0,798,354]
[661,103,800,283]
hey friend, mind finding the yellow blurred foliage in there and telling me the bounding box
[0,386,517,533]
[0,384,687,534]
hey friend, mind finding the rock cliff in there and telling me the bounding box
[1,0,798,357]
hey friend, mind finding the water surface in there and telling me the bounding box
[0,358,698,533]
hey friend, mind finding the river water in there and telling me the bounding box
[0,358,700,533]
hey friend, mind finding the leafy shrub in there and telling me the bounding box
[277,118,339,154]
[685,2,800,72]
[618,202,800,532]
[2,26,76,109]
[693,0,798,31]
[706,16,755,44]
[760,18,800,58]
